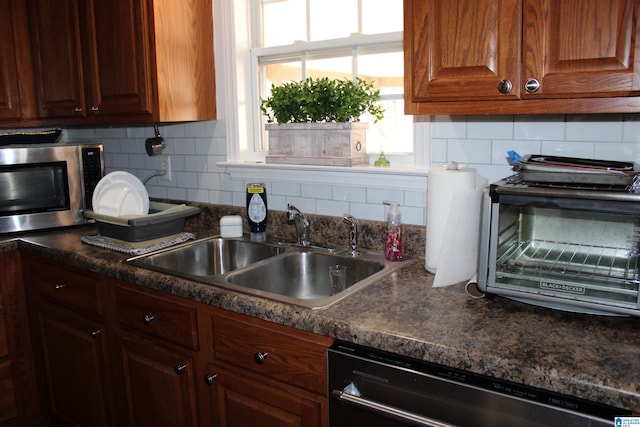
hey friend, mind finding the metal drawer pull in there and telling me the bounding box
[74,107,82,113]
[331,390,455,427]
[54,283,68,290]
[143,314,155,325]
[90,329,101,338]
[254,352,268,364]
[175,362,188,375]
[204,373,217,385]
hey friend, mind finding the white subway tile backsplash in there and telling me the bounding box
[333,186,367,203]
[431,115,467,138]
[399,205,425,226]
[366,188,403,206]
[467,115,513,139]
[540,140,595,158]
[566,115,624,142]
[176,171,198,188]
[63,113,640,227]
[348,202,385,222]
[301,183,333,200]
[317,200,349,217]
[448,139,492,163]
[272,182,301,197]
[430,138,448,164]
[514,115,565,140]
[403,190,426,208]
[594,142,640,162]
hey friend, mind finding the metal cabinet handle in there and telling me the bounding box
[175,362,188,375]
[74,107,82,113]
[90,106,100,113]
[54,283,68,290]
[90,329,102,338]
[204,373,217,385]
[254,352,268,364]
[497,79,512,94]
[524,78,541,93]
[332,390,453,427]
[143,314,155,325]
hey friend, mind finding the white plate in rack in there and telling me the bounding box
[92,171,149,217]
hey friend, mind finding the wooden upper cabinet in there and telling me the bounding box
[405,0,522,102]
[28,0,87,119]
[28,0,215,124]
[0,0,22,120]
[0,0,36,121]
[523,0,640,98]
[405,0,640,114]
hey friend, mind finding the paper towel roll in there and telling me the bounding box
[425,164,487,287]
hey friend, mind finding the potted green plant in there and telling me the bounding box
[260,77,384,166]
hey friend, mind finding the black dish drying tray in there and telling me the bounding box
[84,201,200,242]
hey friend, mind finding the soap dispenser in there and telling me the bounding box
[384,201,403,261]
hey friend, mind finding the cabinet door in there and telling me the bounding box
[207,364,323,427]
[0,0,21,120]
[85,0,154,118]
[29,0,87,119]
[523,0,640,98]
[118,334,198,427]
[33,301,112,427]
[29,0,154,120]
[404,0,522,103]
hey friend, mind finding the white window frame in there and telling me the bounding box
[214,0,428,189]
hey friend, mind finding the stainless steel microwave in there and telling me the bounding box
[0,143,104,234]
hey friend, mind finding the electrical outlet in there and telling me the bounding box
[160,156,172,181]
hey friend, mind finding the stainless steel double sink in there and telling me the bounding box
[126,236,411,309]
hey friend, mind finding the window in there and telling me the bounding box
[252,0,412,161]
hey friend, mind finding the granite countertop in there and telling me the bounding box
[6,225,640,413]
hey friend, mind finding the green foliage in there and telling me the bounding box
[260,77,385,124]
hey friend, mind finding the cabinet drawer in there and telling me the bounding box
[115,286,199,351]
[26,259,103,316]
[212,314,332,395]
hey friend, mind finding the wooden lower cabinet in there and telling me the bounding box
[22,256,333,427]
[207,363,323,427]
[117,334,199,427]
[31,301,113,427]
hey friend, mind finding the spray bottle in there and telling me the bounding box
[383,201,403,261]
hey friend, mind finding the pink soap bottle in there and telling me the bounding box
[384,201,403,261]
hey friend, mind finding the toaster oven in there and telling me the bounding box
[477,174,640,317]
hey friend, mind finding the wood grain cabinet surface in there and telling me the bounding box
[205,311,333,427]
[25,0,215,125]
[405,0,640,114]
[23,255,114,427]
[0,251,41,426]
[0,0,37,122]
[20,255,333,427]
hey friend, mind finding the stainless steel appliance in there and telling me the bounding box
[478,155,640,316]
[0,142,104,234]
[328,341,629,427]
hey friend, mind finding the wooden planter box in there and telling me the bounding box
[265,122,369,167]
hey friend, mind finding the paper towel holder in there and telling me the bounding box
[446,161,459,170]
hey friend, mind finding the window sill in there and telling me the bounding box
[218,161,428,191]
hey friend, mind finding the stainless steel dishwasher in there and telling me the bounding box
[328,341,629,427]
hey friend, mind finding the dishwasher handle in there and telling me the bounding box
[331,389,458,427]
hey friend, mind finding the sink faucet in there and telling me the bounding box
[286,204,311,246]
[343,214,360,256]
